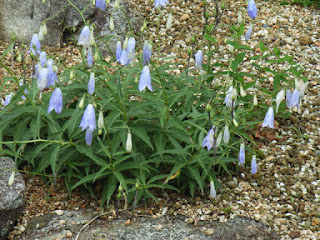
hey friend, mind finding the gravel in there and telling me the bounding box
[1,0,319,239]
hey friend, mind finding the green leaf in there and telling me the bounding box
[273,47,280,57]
[75,145,107,167]
[231,52,246,71]
[101,175,117,207]
[131,126,153,150]
[259,41,268,53]
[50,145,60,180]
[186,166,204,194]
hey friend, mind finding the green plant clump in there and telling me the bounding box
[0,0,307,208]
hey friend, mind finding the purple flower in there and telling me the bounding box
[46,59,58,88]
[116,41,122,62]
[88,72,95,95]
[39,51,47,66]
[139,66,152,92]
[262,107,274,128]
[224,86,236,108]
[77,26,91,48]
[195,50,203,70]
[37,68,49,91]
[126,37,136,62]
[47,88,63,114]
[202,126,215,151]
[87,47,93,67]
[155,0,169,8]
[95,0,106,10]
[239,143,245,166]
[29,34,41,56]
[85,129,93,146]
[245,24,253,41]
[119,49,130,65]
[4,94,12,106]
[251,155,257,174]
[247,0,257,20]
[286,89,299,110]
[80,104,96,132]
[143,41,152,66]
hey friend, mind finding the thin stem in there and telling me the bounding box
[67,0,86,24]
[0,139,75,146]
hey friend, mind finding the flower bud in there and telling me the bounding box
[79,96,85,109]
[70,70,74,80]
[123,36,129,50]
[187,47,192,55]
[90,26,95,46]
[210,181,216,198]
[191,36,196,43]
[8,171,15,186]
[240,85,246,97]
[17,53,22,63]
[42,0,45,4]
[140,20,147,32]
[253,94,258,106]
[98,129,102,135]
[205,103,212,112]
[237,10,243,24]
[109,16,115,31]
[221,1,226,10]
[215,132,222,149]
[204,11,210,19]
[126,129,132,153]
[94,50,100,61]
[233,119,239,127]
[98,110,104,129]
[107,0,110,4]
[114,0,120,9]
[166,13,173,30]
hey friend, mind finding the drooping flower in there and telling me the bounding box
[143,41,152,66]
[155,0,169,8]
[275,89,285,113]
[247,0,257,20]
[262,107,274,128]
[224,86,236,108]
[85,129,93,146]
[77,26,91,48]
[39,51,47,66]
[87,47,93,67]
[126,37,136,62]
[139,66,153,92]
[202,126,215,151]
[251,155,257,174]
[126,129,132,153]
[195,50,203,70]
[29,34,41,56]
[286,89,299,110]
[116,41,122,62]
[47,87,63,114]
[239,143,245,166]
[80,104,96,132]
[210,180,217,198]
[95,0,106,10]
[245,24,253,41]
[4,94,12,106]
[119,49,130,65]
[37,68,49,91]
[253,94,258,106]
[46,59,58,88]
[223,125,230,144]
[88,72,95,95]
[295,79,307,102]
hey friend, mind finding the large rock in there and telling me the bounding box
[0,0,142,52]
[17,210,280,240]
[0,157,25,239]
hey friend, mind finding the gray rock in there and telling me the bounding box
[0,0,142,52]
[0,157,25,240]
[17,210,280,240]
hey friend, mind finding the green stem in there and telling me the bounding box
[67,0,86,24]
[0,139,75,146]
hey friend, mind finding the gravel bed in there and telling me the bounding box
[1,0,319,239]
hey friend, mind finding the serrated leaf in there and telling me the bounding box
[231,52,246,71]
[131,126,153,150]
